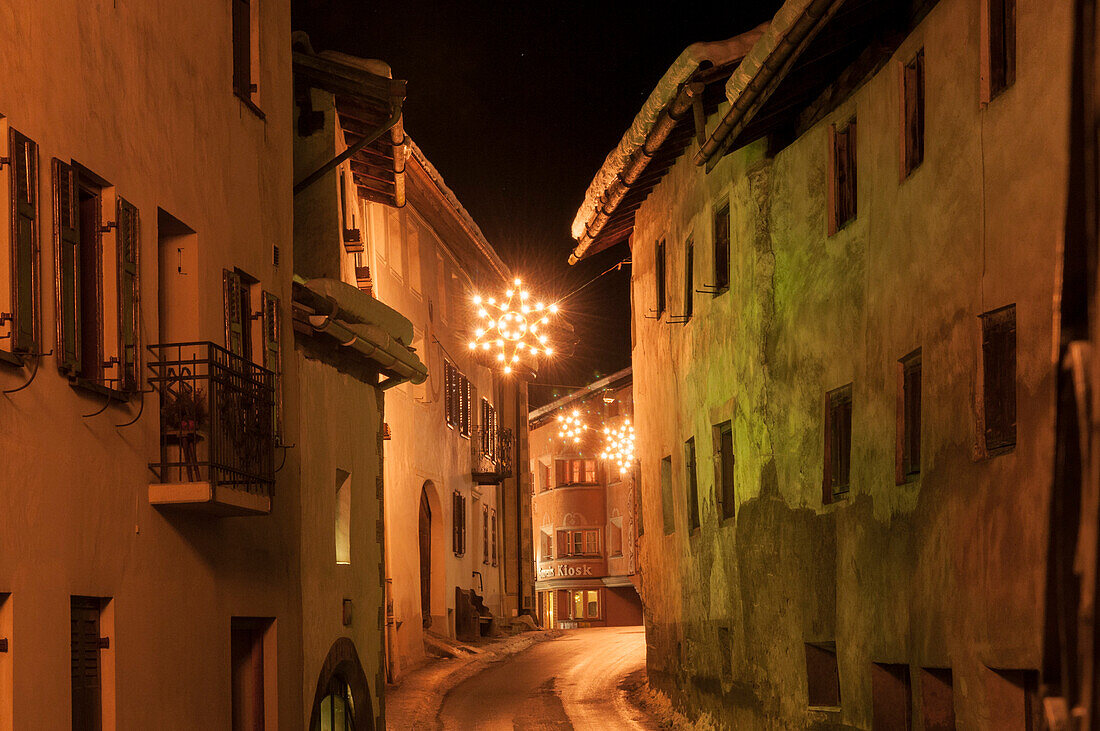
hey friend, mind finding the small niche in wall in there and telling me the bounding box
[871,662,912,729]
[805,642,841,709]
[920,667,956,730]
[985,667,1041,730]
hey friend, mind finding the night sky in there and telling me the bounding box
[292,1,781,405]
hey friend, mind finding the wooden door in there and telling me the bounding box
[70,597,102,731]
[419,489,432,628]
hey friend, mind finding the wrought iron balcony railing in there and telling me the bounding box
[471,425,513,484]
[147,342,276,512]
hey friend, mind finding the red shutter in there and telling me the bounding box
[9,129,38,354]
[54,159,81,373]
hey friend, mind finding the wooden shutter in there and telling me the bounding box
[9,129,38,354]
[70,596,103,731]
[482,507,489,563]
[460,374,471,436]
[655,240,666,315]
[982,306,1017,451]
[714,203,730,291]
[491,511,498,565]
[116,198,139,391]
[231,0,251,97]
[683,242,694,318]
[223,269,245,356]
[261,291,281,436]
[54,159,81,372]
[903,51,925,176]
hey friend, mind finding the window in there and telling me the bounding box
[482,506,490,564]
[5,128,40,358]
[231,0,261,112]
[655,240,666,317]
[900,50,925,178]
[683,240,694,320]
[713,201,730,293]
[609,516,623,556]
[985,668,1040,730]
[554,459,597,486]
[982,305,1016,453]
[452,491,466,556]
[490,510,498,566]
[660,455,674,534]
[897,350,921,482]
[444,361,471,436]
[714,421,735,521]
[261,291,282,438]
[54,161,141,391]
[71,596,110,731]
[230,617,273,731]
[920,668,956,730]
[827,120,857,235]
[539,528,553,561]
[871,663,912,729]
[223,268,256,362]
[569,590,600,620]
[539,462,551,492]
[685,437,699,531]
[481,399,498,457]
[314,676,354,731]
[824,384,853,502]
[805,642,840,708]
[983,0,1016,102]
[558,529,600,557]
[335,469,351,565]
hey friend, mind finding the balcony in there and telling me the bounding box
[147,342,276,516]
[471,425,513,484]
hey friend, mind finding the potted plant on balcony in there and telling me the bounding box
[162,384,207,437]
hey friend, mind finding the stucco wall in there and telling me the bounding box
[0,0,298,728]
[630,0,1069,727]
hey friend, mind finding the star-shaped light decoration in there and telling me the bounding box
[468,277,558,375]
[600,420,636,475]
[557,410,587,444]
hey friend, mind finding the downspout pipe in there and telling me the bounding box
[568,83,702,266]
[693,0,842,171]
[294,102,403,196]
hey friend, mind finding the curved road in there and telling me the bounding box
[438,626,653,730]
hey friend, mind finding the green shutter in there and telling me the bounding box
[54,159,80,373]
[9,129,38,354]
[261,291,281,436]
[223,269,244,356]
[116,197,139,390]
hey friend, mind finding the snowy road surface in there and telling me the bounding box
[437,625,653,730]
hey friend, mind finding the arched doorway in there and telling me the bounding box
[419,485,432,628]
[308,638,372,731]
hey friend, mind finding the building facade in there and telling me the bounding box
[529,368,642,630]
[292,41,534,681]
[0,3,418,729]
[569,0,1069,728]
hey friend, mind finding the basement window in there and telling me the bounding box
[713,200,730,293]
[871,663,912,729]
[985,668,1040,730]
[900,49,925,179]
[805,642,841,709]
[827,120,857,235]
[920,668,956,730]
[685,437,699,532]
[897,349,921,482]
[983,0,1016,102]
[824,384,853,502]
[981,305,1016,454]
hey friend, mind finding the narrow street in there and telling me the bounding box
[437,627,653,730]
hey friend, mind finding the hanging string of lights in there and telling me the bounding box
[469,277,558,375]
[600,419,635,475]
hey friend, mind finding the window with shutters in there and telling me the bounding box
[71,596,109,731]
[897,350,922,482]
[714,421,735,521]
[452,491,466,556]
[553,459,597,486]
[230,617,273,731]
[685,437,700,531]
[900,50,925,179]
[655,240,666,317]
[827,121,857,235]
[983,0,1016,102]
[481,399,498,458]
[231,0,262,115]
[557,529,600,557]
[223,268,257,363]
[539,528,553,561]
[683,240,694,320]
[459,375,470,437]
[490,509,498,566]
[824,384,853,502]
[713,200,730,294]
[3,128,40,362]
[443,360,470,435]
[660,455,674,534]
[982,305,1016,454]
[53,161,140,393]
